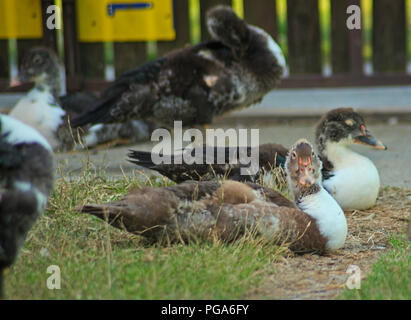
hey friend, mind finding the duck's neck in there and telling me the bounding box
[295,184,347,250]
[321,141,368,171]
[34,74,61,100]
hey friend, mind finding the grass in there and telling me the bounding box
[4,164,287,300]
[339,234,411,300]
[3,160,409,300]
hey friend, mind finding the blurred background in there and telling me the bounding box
[1,0,410,94]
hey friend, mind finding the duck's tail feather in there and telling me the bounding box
[70,95,118,128]
[127,150,157,169]
[206,6,250,57]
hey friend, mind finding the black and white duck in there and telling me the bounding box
[78,139,347,253]
[9,47,152,151]
[70,5,286,129]
[128,108,386,210]
[128,143,289,184]
[0,114,54,299]
[315,108,386,210]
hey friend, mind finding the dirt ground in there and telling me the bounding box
[246,187,411,299]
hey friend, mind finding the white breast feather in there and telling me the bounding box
[9,88,65,149]
[298,187,347,250]
[323,144,380,210]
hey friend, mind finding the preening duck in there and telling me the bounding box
[70,5,285,129]
[0,115,54,298]
[78,139,347,253]
[128,108,386,210]
[9,47,152,151]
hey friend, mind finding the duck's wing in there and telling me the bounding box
[244,182,295,208]
[70,40,236,128]
[258,143,288,169]
[128,143,288,183]
[319,155,334,180]
[78,180,221,236]
[59,92,98,117]
[78,180,325,251]
[70,58,166,127]
[128,145,257,183]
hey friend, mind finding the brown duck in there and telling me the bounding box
[78,139,347,253]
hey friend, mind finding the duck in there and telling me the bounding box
[78,139,347,253]
[315,108,386,210]
[128,108,386,210]
[70,5,286,129]
[9,47,152,152]
[128,143,289,184]
[0,114,54,299]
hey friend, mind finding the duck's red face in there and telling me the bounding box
[297,155,315,186]
[286,139,322,188]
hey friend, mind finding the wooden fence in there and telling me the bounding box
[0,0,410,94]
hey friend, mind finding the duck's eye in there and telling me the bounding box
[291,151,296,159]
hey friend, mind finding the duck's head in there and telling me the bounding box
[10,47,61,94]
[315,108,387,154]
[285,139,323,197]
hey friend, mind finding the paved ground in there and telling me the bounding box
[56,121,411,188]
[2,86,411,187]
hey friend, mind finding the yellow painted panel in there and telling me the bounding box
[0,0,43,39]
[77,0,175,42]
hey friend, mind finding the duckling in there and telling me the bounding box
[0,115,54,299]
[9,47,152,152]
[78,139,347,253]
[316,108,386,210]
[70,5,285,129]
[129,108,386,210]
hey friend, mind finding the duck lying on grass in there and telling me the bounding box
[71,5,286,129]
[0,115,54,299]
[9,47,152,152]
[129,108,386,210]
[128,143,289,184]
[78,139,347,254]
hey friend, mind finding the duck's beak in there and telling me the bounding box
[353,125,387,150]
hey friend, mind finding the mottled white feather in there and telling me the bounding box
[9,87,65,149]
[0,114,52,151]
